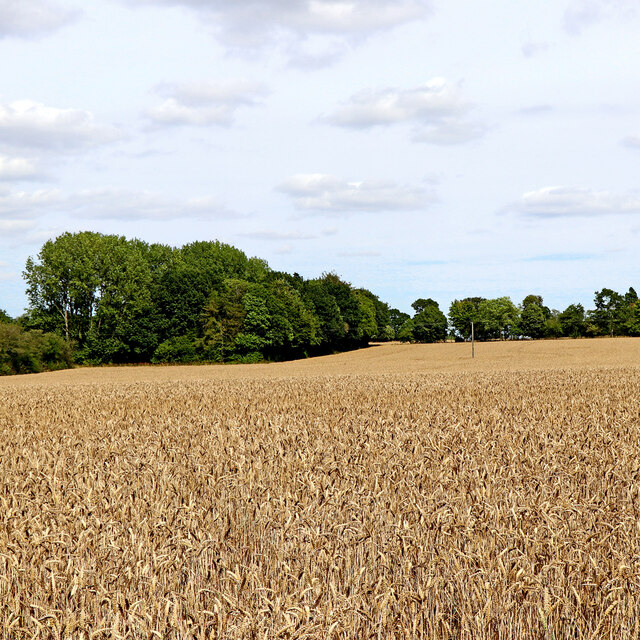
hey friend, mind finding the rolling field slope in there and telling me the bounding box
[1,339,639,638]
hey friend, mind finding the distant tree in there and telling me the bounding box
[618,287,640,336]
[0,309,12,324]
[199,279,249,362]
[263,279,319,357]
[519,295,551,339]
[23,232,162,363]
[397,319,415,342]
[24,231,104,343]
[354,291,378,343]
[558,303,587,338]
[355,289,390,340]
[448,297,485,340]
[478,297,519,340]
[318,273,363,343]
[544,310,563,338]
[590,288,624,336]
[388,308,410,337]
[303,280,346,347]
[410,298,448,343]
[156,240,252,339]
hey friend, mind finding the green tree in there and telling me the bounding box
[448,297,485,340]
[156,241,252,339]
[262,279,319,357]
[478,297,519,340]
[354,291,378,343]
[558,303,587,338]
[388,308,410,338]
[617,287,640,336]
[543,310,563,338]
[24,232,162,363]
[83,236,159,363]
[24,231,104,343]
[355,289,390,340]
[519,295,551,339]
[199,279,248,362]
[590,288,623,336]
[396,318,415,342]
[410,298,448,343]
[0,309,13,324]
[318,273,363,343]
[303,279,346,348]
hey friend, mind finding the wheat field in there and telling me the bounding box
[1,338,640,638]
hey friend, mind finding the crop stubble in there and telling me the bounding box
[1,339,640,638]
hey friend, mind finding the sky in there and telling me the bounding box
[1,0,639,317]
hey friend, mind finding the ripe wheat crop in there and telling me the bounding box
[1,339,640,638]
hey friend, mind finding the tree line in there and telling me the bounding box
[6,231,395,368]
[446,290,640,341]
[1,231,638,374]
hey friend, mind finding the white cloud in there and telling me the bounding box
[0,220,36,237]
[0,188,63,218]
[0,1,78,39]
[622,134,640,148]
[67,188,243,220]
[521,41,549,57]
[0,219,38,235]
[563,0,638,35]
[412,120,487,145]
[131,0,429,36]
[126,0,431,59]
[0,221,45,256]
[239,230,317,240]
[0,100,123,152]
[0,187,243,221]
[147,80,268,127]
[510,186,640,218]
[278,173,431,213]
[337,249,381,257]
[0,155,40,180]
[324,78,485,145]
[325,79,466,128]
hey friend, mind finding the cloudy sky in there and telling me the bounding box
[1,0,639,316]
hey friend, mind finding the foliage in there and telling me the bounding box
[398,298,447,343]
[590,288,624,336]
[478,297,519,340]
[448,298,485,340]
[151,336,199,364]
[559,304,587,338]
[519,295,551,339]
[0,322,72,375]
[0,309,13,324]
[410,299,448,343]
[388,308,410,338]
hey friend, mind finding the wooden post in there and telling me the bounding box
[471,321,475,359]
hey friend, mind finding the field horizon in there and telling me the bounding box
[2,336,639,389]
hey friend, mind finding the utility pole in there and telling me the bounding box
[471,321,475,359]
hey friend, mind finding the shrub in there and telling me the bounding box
[0,323,72,375]
[151,336,199,364]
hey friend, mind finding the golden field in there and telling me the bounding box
[1,338,640,638]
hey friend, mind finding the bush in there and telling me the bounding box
[0,323,73,375]
[152,336,199,364]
